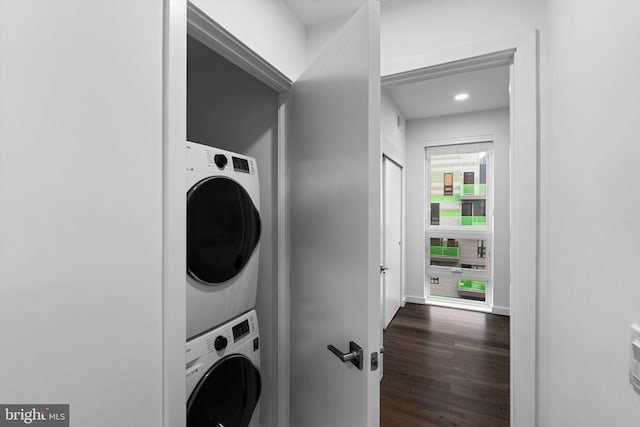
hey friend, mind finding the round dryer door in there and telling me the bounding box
[187,354,262,427]
[187,176,261,285]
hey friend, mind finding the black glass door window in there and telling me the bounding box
[430,203,440,225]
[187,355,261,427]
[461,202,473,217]
[463,171,474,185]
[187,177,261,284]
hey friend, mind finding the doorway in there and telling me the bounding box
[378,33,539,426]
[381,61,511,425]
[186,32,281,427]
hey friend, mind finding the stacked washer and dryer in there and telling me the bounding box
[185,141,263,427]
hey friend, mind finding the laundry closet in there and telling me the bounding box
[186,34,281,426]
[181,1,382,426]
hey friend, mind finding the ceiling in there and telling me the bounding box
[280,1,510,120]
[282,0,365,27]
[384,65,510,120]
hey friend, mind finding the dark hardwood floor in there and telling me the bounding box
[380,303,510,427]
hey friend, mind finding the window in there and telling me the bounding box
[463,171,474,184]
[443,173,453,196]
[430,238,487,270]
[461,202,472,217]
[425,143,493,305]
[477,240,486,258]
[430,203,440,225]
[463,172,475,196]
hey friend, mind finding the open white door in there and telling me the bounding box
[382,156,402,328]
[288,1,381,426]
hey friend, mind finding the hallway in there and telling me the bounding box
[380,304,510,426]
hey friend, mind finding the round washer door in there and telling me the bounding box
[187,354,262,427]
[187,176,261,285]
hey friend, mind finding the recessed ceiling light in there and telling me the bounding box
[454,93,469,101]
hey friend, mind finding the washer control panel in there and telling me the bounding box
[214,335,228,351]
[233,320,250,342]
[185,310,260,398]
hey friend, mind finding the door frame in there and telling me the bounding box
[163,3,293,427]
[162,1,187,426]
[381,31,539,427]
[381,154,405,329]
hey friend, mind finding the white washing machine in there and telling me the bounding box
[186,310,261,427]
[186,141,261,340]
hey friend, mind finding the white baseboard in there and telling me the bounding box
[426,299,492,313]
[404,295,427,304]
[492,306,510,316]
[402,296,510,317]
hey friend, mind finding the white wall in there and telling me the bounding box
[405,109,510,311]
[0,1,164,425]
[190,0,306,81]
[187,39,280,427]
[381,89,406,165]
[380,0,546,75]
[383,0,640,425]
[539,0,640,425]
[306,16,351,65]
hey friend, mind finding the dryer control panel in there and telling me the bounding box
[186,141,257,176]
[232,157,250,173]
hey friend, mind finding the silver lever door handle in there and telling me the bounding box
[327,341,363,370]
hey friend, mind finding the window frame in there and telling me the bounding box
[425,142,494,309]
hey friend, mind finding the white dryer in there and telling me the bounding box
[186,310,261,427]
[186,141,261,339]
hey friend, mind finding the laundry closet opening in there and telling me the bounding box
[187,34,280,427]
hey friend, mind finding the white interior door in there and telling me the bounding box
[288,1,381,426]
[382,156,403,328]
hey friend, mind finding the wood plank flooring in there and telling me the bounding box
[380,303,510,427]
